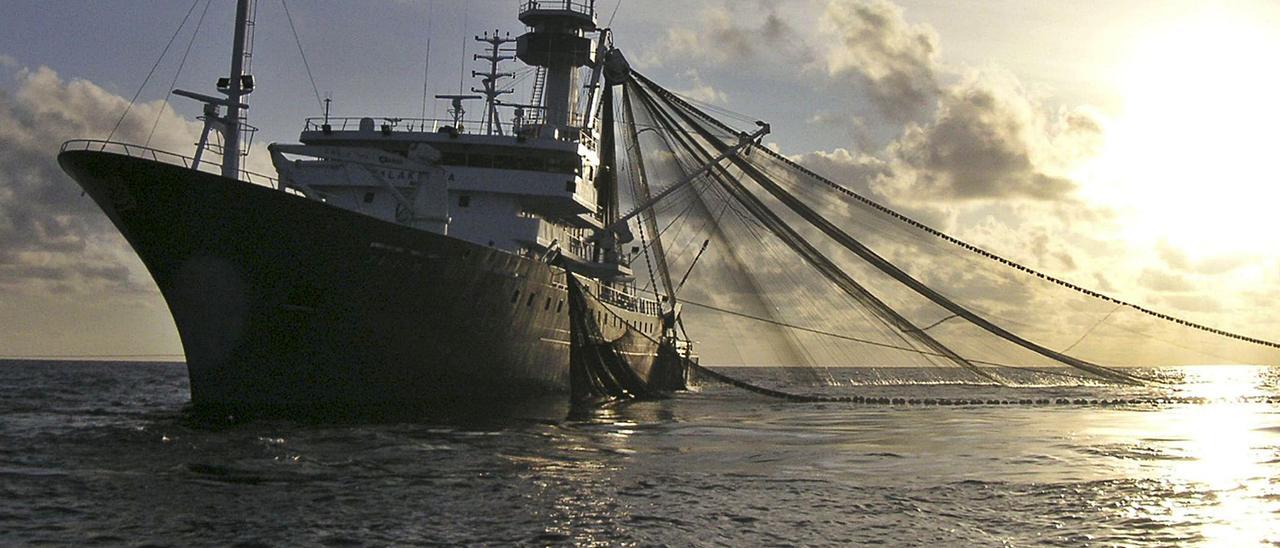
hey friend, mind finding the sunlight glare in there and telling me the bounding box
[1173,366,1277,546]
[1082,9,1280,258]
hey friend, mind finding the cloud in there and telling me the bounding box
[0,54,16,69]
[1156,240,1250,275]
[672,69,728,105]
[1137,268,1195,293]
[819,0,941,123]
[634,2,813,69]
[0,65,203,295]
[791,147,888,197]
[803,2,1102,203]
[875,70,1097,202]
[1158,294,1223,314]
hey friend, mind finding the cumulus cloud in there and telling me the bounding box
[672,69,728,105]
[820,0,941,123]
[635,1,813,69]
[875,70,1099,202]
[0,65,203,295]
[790,2,1102,203]
[790,147,886,196]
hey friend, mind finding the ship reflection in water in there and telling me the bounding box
[3,360,1280,545]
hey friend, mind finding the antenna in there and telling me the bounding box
[420,0,434,120]
[434,94,482,131]
[498,101,543,135]
[471,30,516,136]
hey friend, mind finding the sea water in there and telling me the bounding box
[2,360,1279,546]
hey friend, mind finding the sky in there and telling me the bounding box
[2,0,1280,360]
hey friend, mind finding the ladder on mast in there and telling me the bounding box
[529,67,547,125]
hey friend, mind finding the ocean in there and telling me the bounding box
[2,360,1279,546]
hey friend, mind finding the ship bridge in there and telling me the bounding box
[270,113,627,278]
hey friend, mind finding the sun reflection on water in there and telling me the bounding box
[1167,366,1280,546]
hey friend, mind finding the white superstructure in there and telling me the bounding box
[268,1,634,281]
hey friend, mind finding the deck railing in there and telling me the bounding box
[598,283,661,316]
[60,139,279,188]
[518,0,595,17]
[302,116,520,135]
[302,117,596,148]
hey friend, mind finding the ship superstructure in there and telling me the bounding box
[274,0,632,282]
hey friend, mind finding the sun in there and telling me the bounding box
[1080,8,1280,258]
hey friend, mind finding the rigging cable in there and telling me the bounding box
[574,275,1097,394]
[420,0,434,119]
[606,0,623,27]
[677,299,1104,383]
[640,72,1280,352]
[281,0,324,112]
[105,0,202,144]
[635,72,1148,385]
[146,0,213,147]
[633,79,964,377]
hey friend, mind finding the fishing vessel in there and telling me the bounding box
[64,0,1280,411]
[58,0,709,412]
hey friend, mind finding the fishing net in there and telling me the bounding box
[608,70,1280,386]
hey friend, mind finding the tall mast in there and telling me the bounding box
[596,84,618,226]
[173,0,255,176]
[222,0,253,178]
[471,31,515,136]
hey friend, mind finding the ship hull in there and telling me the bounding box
[59,150,667,414]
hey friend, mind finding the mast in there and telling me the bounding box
[620,81,677,310]
[222,0,252,178]
[173,0,255,177]
[597,85,618,227]
[471,31,515,136]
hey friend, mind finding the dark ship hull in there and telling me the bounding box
[59,149,674,413]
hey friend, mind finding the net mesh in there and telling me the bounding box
[611,71,1280,386]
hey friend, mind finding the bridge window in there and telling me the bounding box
[493,155,517,170]
[458,194,471,208]
[516,156,542,171]
[363,191,376,204]
[545,157,577,175]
